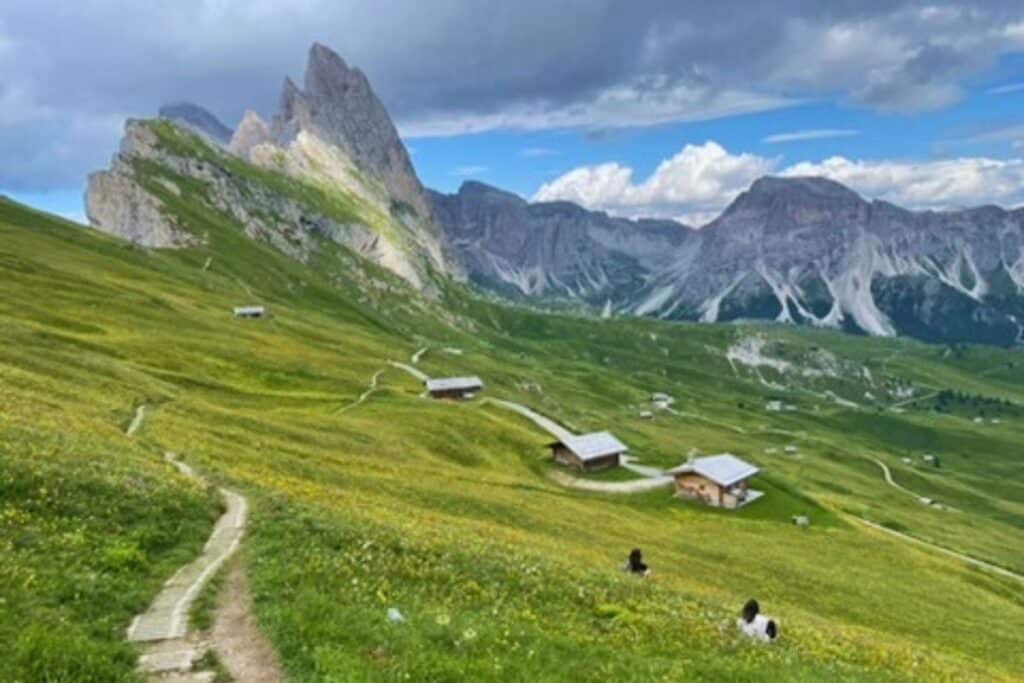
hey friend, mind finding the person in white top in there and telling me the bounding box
[737,599,779,642]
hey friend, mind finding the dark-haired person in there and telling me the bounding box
[623,548,651,577]
[737,599,778,642]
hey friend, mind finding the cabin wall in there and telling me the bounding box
[674,473,723,507]
[429,389,469,400]
[583,453,620,471]
[552,445,583,469]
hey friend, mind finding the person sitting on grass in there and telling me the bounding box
[624,548,651,577]
[737,599,778,643]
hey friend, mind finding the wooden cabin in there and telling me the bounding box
[234,305,266,318]
[549,431,628,472]
[669,453,762,510]
[425,376,484,400]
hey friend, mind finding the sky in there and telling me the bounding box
[1,1,1023,226]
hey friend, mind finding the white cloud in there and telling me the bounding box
[450,165,489,177]
[533,141,775,226]
[534,142,1024,224]
[987,82,1024,94]
[763,129,859,144]
[400,85,793,138]
[781,155,1024,210]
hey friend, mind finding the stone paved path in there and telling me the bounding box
[128,452,248,680]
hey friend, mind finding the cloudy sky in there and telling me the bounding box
[2,1,1024,225]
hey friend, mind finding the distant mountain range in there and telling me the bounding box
[87,43,1024,346]
[432,177,1024,345]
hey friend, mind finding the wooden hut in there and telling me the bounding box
[233,305,266,318]
[425,376,484,400]
[669,453,762,510]
[549,432,628,472]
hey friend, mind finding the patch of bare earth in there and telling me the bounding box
[210,559,284,683]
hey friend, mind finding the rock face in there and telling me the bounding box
[430,182,696,304]
[158,103,233,145]
[228,110,272,158]
[432,176,1024,345]
[88,44,454,293]
[270,43,430,219]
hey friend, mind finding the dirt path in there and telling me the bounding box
[547,469,673,493]
[209,560,283,682]
[870,457,959,511]
[483,397,575,441]
[336,369,385,414]
[412,346,428,363]
[387,360,429,383]
[130,453,248,680]
[126,405,147,437]
[850,515,1024,584]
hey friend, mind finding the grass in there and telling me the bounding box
[2,126,1024,681]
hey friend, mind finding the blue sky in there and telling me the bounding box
[2,2,1024,225]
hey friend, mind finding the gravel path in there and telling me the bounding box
[387,360,429,383]
[126,405,147,437]
[547,470,673,493]
[851,516,1023,584]
[482,398,574,442]
[870,457,958,511]
[130,453,248,680]
[336,369,385,414]
[412,347,428,363]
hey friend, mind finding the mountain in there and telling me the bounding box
[432,176,1024,345]
[430,182,697,308]
[89,44,453,293]
[158,102,233,145]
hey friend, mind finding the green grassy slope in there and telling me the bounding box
[2,149,1024,681]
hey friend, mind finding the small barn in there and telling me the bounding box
[669,453,763,510]
[234,305,266,318]
[425,376,484,400]
[550,432,628,472]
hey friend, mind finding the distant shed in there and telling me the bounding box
[234,305,265,318]
[550,431,628,472]
[425,376,484,400]
[669,453,762,510]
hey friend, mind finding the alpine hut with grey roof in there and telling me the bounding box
[669,453,764,509]
[550,431,628,472]
[233,305,265,318]
[425,376,484,400]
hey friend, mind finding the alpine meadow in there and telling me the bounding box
[3,17,1024,683]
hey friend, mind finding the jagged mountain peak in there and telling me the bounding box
[270,43,428,218]
[157,102,233,145]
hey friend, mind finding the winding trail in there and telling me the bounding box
[870,457,959,511]
[130,453,248,680]
[336,369,385,414]
[387,360,429,383]
[482,398,672,493]
[482,397,574,441]
[412,347,429,364]
[548,469,673,494]
[126,405,147,437]
[850,515,1024,584]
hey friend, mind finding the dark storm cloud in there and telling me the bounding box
[1,1,1023,191]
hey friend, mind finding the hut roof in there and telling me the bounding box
[669,453,759,487]
[425,376,484,392]
[233,305,265,316]
[551,431,628,461]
